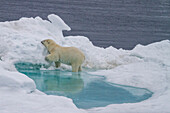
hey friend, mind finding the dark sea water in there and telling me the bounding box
[0,0,170,49]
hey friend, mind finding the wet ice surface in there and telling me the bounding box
[15,62,153,109]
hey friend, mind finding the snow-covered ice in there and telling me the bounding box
[0,14,170,113]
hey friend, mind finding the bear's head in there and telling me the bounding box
[41,39,55,48]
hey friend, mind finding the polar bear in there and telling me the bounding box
[41,39,85,72]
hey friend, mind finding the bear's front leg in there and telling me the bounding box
[55,61,61,68]
[45,55,51,61]
[45,54,59,62]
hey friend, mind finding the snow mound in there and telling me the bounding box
[48,14,71,31]
[0,61,36,93]
[0,14,143,69]
[131,40,170,66]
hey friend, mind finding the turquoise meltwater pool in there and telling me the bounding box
[15,62,153,109]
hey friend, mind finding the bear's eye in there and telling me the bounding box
[47,41,50,44]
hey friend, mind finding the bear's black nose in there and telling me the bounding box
[41,41,44,44]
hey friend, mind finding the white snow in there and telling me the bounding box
[0,14,170,113]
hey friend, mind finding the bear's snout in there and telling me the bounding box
[41,41,44,44]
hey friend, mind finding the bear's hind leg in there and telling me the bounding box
[78,66,82,72]
[55,61,61,68]
[72,64,79,72]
